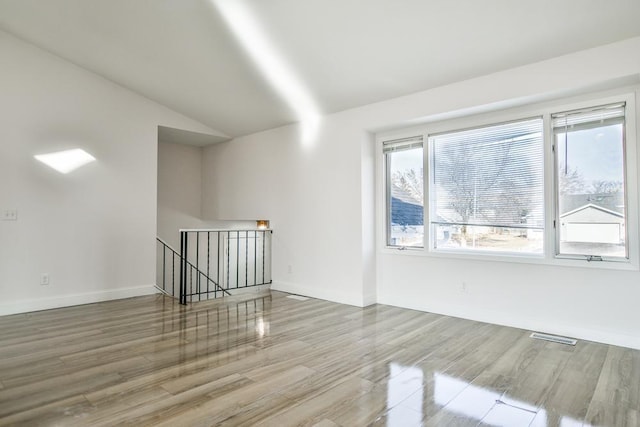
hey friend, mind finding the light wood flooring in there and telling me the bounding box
[0,291,638,426]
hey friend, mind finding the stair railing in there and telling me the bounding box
[179,229,272,304]
[156,237,230,302]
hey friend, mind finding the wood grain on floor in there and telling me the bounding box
[0,291,637,426]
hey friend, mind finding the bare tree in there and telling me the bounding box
[391,168,423,204]
[433,137,542,241]
[590,180,623,194]
[558,164,586,195]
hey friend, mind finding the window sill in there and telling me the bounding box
[380,246,639,271]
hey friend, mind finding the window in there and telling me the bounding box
[384,137,424,247]
[429,118,545,254]
[380,93,636,266]
[553,103,628,260]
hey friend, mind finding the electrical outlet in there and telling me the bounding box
[460,281,468,293]
[40,273,50,286]
[2,210,17,221]
[287,265,292,274]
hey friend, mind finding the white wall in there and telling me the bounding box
[202,122,367,305]
[202,37,640,349]
[0,30,219,315]
[157,141,206,249]
[157,140,257,250]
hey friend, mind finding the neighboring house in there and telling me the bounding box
[390,185,423,226]
[389,185,423,246]
[391,185,458,246]
[560,203,625,244]
[561,192,624,215]
[391,198,423,226]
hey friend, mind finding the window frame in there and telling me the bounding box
[383,136,425,248]
[552,102,630,262]
[427,116,545,257]
[376,89,638,270]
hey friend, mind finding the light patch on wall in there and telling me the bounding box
[34,148,96,174]
[212,0,321,144]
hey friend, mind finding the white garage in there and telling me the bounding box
[565,222,620,244]
[560,204,624,244]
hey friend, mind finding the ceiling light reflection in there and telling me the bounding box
[435,373,539,424]
[34,148,96,174]
[255,316,269,337]
[387,363,423,425]
[212,0,321,144]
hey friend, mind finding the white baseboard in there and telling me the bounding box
[362,292,377,307]
[0,285,157,316]
[378,292,640,351]
[271,280,365,307]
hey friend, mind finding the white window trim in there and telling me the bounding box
[552,101,631,263]
[383,136,424,248]
[375,87,639,271]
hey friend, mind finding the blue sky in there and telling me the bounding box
[556,123,624,184]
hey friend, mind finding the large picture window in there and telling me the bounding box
[384,137,424,247]
[429,118,545,254]
[553,103,627,260]
[380,94,635,266]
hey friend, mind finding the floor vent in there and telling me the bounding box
[287,295,309,301]
[530,332,577,346]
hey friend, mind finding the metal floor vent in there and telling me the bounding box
[287,295,309,301]
[530,332,577,346]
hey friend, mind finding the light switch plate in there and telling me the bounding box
[2,210,17,221]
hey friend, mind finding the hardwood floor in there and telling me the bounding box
[0,291,638,426]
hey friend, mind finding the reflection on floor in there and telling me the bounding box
[0,290,638,426]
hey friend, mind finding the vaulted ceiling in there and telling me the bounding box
[1,0,639,139]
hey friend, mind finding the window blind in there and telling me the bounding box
[552,103,625,133]
[383,136,423,153]
[430,118,544,229]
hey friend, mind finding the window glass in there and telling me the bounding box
[553,103,627,259]
[429,118,544,254]
[381,97,634,265]
[385,138,424,247]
